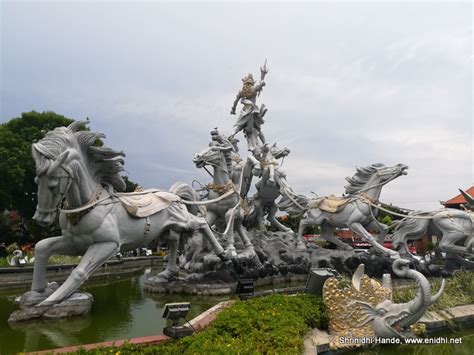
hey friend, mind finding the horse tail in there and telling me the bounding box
[169,182,202,216]
[277,192,309,217]
[392,215,431,254]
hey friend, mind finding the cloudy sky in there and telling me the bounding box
[1,1,472,210]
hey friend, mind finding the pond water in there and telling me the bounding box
[0,266,232,354]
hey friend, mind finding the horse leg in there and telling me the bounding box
[350,222,399,259]
[268,203,292,233]
[439,232,472,255]
[31,236,83,292]
[467,235,473,254]
[39,241,119,306]
[224,209,237,257]
[321,224,353,250]
[366,220,389,245]
[158,230,180,280]
[235,212,254,251]
[295,216,310,250]
[252,195,266,231]
[203,211,218,251]
[256,206,266,231]
[192,215,226,260]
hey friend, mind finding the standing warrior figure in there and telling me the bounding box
[229,60,269,150]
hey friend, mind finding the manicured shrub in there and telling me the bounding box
[75,294,328,355]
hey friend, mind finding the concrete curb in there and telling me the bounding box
[30,300,234,354]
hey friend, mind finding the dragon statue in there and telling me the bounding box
[323,259,445,349]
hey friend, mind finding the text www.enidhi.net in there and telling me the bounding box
[404,337,463,344]
[339,336,463,345]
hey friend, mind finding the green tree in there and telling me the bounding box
[123,176,139,192]
[0,111,74,244]
[0,111,73,216]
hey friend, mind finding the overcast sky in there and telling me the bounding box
[1,1,472,210]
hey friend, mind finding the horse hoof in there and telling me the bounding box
[242,246,256,256]
[389,251,401,260]
[296,242,307,251]
[226,250,238,258]
[157,269,178,281]
[38,300,56,307]
[47,282,59,291]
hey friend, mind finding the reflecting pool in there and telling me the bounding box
[0,267,231,354]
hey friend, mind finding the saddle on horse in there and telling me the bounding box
[308,194,353,213]
[116,189,181,218]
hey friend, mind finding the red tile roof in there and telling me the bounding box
[444,186,474,206]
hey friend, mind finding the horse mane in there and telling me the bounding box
[32,121,126,191]
[344,163,385,195]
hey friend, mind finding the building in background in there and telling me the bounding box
[441,186,474,210]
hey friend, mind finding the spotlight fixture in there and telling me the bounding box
[305,268,338,295]
[162,302,193,338]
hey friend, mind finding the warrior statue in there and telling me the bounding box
[229,60,269,150]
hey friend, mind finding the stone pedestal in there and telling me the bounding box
[145,230,312,294]
[8,292,93,323]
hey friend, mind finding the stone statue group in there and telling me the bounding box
[9,62,473,326]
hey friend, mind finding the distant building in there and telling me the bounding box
[441,186,474,209]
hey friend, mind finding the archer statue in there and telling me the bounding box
[229,60,269,150]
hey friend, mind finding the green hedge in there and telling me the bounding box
[76,294,328,354]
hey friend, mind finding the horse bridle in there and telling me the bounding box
[35,166,73,214]
[355,168,404,194]
[198,148,231,179]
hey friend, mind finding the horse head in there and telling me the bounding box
[31,120,125,227]
[269,143,290,160]
[345,163,408,196]
[32,148,73,226]
[193,144,231,170]
[375,163,409,182]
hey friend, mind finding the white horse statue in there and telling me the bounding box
[392,190,474,269]
[192,134,254,257]
[26,121,226,306]
[278,163,408,257]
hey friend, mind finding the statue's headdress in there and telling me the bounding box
[242,73,255,85]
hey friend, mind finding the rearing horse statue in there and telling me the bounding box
[27,121,226,306]
[193,133,254,257]
[278,163,408,257]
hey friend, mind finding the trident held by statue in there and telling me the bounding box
[258,59,269,97]
[260,59,269,81]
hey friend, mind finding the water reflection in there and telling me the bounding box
[0,266,231,354]
[9,317,92,351]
